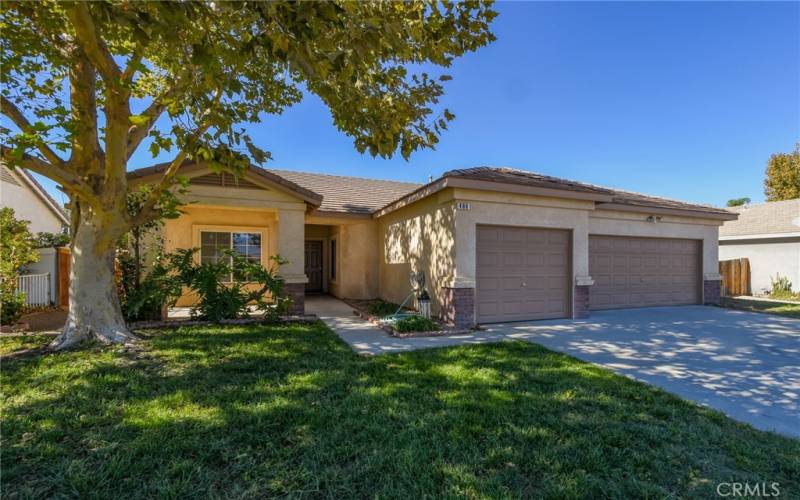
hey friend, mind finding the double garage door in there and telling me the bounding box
[475,225,701,323]
[589,235,701,310]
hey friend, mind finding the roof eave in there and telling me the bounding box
[595,202,738,221]
[373,175,616,218]
[127,162,323,208]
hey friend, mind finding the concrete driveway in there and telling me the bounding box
[494,306,800,438]
[316,297,799,437]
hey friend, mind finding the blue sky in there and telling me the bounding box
[36,1,800,208]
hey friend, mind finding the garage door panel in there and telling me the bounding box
[476,225,570,323]
[589,235,700,310]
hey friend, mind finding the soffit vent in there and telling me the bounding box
[190,172,262,189]
[1,166,20,185]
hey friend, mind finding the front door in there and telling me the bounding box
[304,240,324,293]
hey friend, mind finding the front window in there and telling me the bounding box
[200,231,261,281]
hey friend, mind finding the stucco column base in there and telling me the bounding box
[574,285,591,319]
[703,279,721,305]
[441,287,475,328]
[284,283,305,315]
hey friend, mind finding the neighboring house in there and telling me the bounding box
[0,164,68,234]
[719,199,800,295]
[128,163,736,326]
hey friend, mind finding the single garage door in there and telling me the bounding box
[476,225,570,323]
[589,235,701,310]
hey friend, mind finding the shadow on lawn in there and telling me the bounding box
[3,323,799,499]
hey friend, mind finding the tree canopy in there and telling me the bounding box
[1,1,497,229]
[0,1,496,347]
[726,197,750,207]
[764,143,800,202]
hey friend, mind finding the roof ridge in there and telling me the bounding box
[267,167,422,187]
[461,165,729,212]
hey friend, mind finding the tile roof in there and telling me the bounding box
[129,162,734,219]
[719,199,800,237]
[438,166,735,217]
[267,169,421,215]
[442,166,617,196]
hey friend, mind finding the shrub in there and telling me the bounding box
[367,299,402,317]
[33,231,70,248]
[117,246,290,323]
[393,315,439,333]
[770,274,792,296]
[1,288,26,325]
[118,250,185,322]
[0,208,38,325]
[168,248,290,322]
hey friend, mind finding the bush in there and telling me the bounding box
[367,299,402,317]
[168,248,290,322]
[33,231,70,248]
[393,315,439,333]
[0,208,38,325]
[118,250,185,322]
[770,274,792,296]
[117,246,291,323]
[1,288,26,325]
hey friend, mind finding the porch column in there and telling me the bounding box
[276,208,307,315]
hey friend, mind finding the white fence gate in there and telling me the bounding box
[16,273,51,307]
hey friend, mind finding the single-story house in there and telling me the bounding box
[1,164,69,234]
[719,199,800,295]
[128,163,737,326]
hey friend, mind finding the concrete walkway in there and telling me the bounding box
[308,296,800,437]
[306,296,394,349]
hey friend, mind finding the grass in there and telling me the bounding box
[722,297,800,319]
[2,323,798,498]
[0,334,53,356]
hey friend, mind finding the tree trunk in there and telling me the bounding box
[50,207,138,350]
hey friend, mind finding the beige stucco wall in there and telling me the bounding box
[328,220,379,299]
[588,209,723,278]
[377,189,457,315]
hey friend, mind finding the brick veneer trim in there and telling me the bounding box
[441,287,475,328]
[703,279,721,305]
[574,285,591,319]
[284,283,305,315]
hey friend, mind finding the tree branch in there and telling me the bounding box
[65,3,121,86]
[0,146,101,209]
[126,79,190,160]
[1,96,67,167]
[129,89,221,228]
[121,48,144,84]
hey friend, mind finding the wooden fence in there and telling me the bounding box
[719,258,751,297]
[58,247,70,309]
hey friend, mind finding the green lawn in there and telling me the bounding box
[721,297,800,319]
[2,323,798,498]
[0,334,53,356]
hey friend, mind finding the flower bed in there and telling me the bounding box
[343,298,473,338]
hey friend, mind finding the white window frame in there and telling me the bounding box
[195,226,266,283]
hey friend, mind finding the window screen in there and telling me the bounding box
[200,231,261,281]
